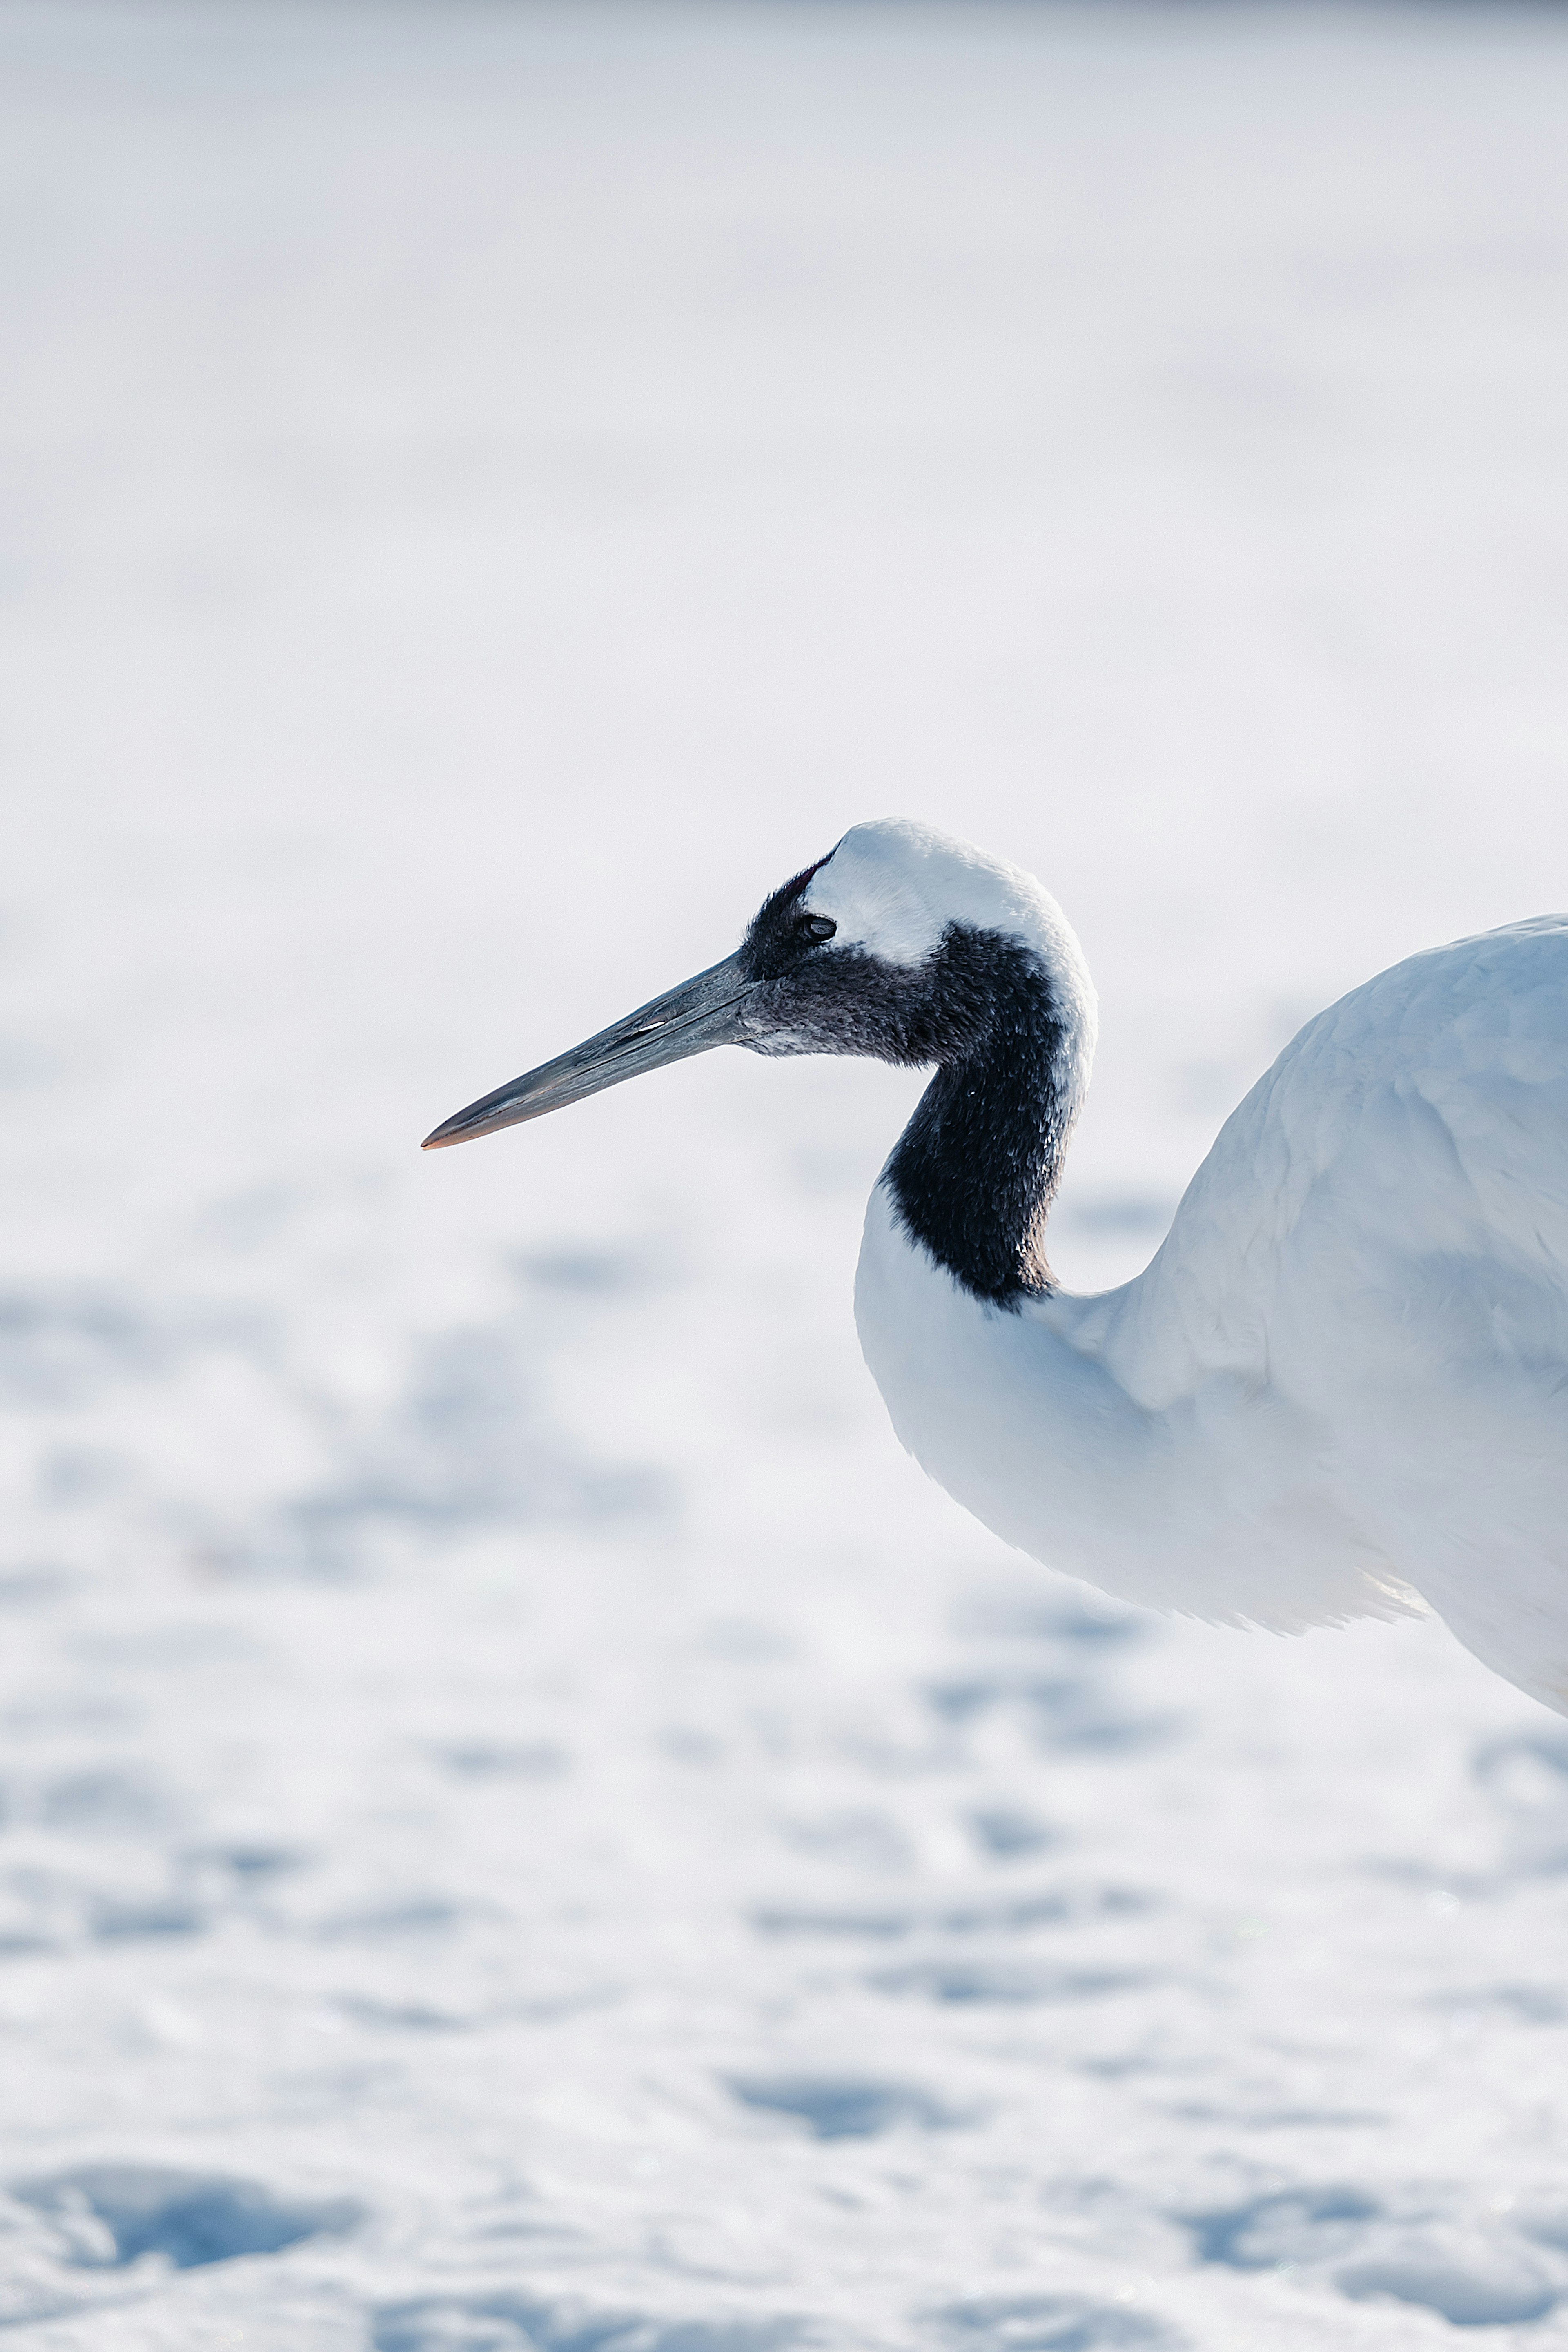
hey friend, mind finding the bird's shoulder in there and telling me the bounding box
[1281,911,1568,1086]
[1206,911,1568,1202]
[1098,915,1568,1406]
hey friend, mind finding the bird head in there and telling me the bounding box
[421,818,1094,1149]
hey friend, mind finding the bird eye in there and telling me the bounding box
[802,915,837,942]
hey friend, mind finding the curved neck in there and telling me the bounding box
[883,935,1091,1307]
[855,1190,1394,1632]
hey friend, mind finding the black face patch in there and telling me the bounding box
[738,859,834,982]
[735,914,1074,1309]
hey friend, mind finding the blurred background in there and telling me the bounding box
[4,4,1568,2345]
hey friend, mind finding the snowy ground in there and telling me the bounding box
[5,2,1568,2344]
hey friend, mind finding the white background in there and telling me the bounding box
[4,4,1568,2344]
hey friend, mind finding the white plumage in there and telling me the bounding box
[427,820,1568,1716]
[859,899,1568,1699]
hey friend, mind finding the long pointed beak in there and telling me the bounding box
[421,952,758,1150]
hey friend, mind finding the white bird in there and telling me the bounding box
[425,820,1568,1716]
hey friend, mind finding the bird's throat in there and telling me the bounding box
[882,942,1083,1308]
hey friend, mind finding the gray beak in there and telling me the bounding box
[421,951,758,1150]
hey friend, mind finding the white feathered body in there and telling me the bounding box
[857,915,1568,1712]
[432,808,1568,1717]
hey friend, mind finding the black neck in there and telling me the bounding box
[883,939,1075,1310]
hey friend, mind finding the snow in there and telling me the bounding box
[4,1,1568,2343]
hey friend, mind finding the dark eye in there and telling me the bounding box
[801,915,837,943]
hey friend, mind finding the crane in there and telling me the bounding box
[425,819,1568,1715]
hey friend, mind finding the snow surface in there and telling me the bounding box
[4,2,1568,2343]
